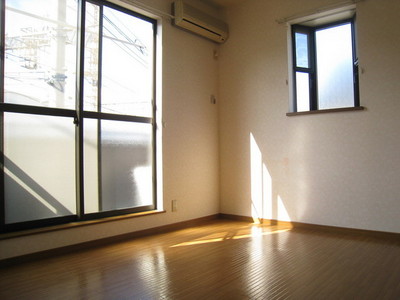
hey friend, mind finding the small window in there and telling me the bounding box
[290,17,359,113]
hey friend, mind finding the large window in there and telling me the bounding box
[0,0,157,232]
[290,16,360,113]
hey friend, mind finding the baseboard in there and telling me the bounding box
[0,214,219,267]
[218,213,400,241]
[218,213,255,223]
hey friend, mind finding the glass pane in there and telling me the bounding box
[83,2,100,112]
[316,23,354,109]
[84,120,153,213]
[4,0,78,109]
[4,113,76,224]
[83,119,100,213]
[101,6,154,117]
[295,32,309,68]
[296,72,310,112]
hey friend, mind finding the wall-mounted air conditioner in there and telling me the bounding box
[172,0,229,43]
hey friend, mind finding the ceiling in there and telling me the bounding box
[204,0,245,8]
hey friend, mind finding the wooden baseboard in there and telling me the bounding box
[289,221,400,240]
[0,214,219,267]
[218,213,254,223]
[1,210,167,240]
[218,213,400,241]
[218,214,295,227]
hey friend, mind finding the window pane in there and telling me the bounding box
[296,72,310,112]
[83,2,100,112]
[83,119,100,213]
[295,32,309,68]
[84,120,153,213]
[4,0,78,109]
[101,7,154,117]
[316,23,354,109]
[4,113,76,224]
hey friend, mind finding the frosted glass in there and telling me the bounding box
[296,72,310,112]
[4,0,78,109]
[316,24,354,109]
[295,33,309,68]
[101,7,154,117]
[84,120,153,213]
[84,119,100,213]
[4,113,76,224]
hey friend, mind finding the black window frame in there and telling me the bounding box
[291,17,360,112]
[0,0,158,233]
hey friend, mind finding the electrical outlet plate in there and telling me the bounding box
[172,200,177,212]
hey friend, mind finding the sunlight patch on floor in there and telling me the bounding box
[170,227,291,248]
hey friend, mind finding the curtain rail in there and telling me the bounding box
[118,0,175,19]
[276,0,365,24]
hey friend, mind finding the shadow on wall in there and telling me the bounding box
[250,133,291,224]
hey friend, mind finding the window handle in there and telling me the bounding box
[73,117,79,126]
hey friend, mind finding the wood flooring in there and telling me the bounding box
[1,219,400,299]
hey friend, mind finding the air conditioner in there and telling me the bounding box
[172,0,229,43]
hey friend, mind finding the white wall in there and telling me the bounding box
[0,0,220,260]
[219,0,400,233]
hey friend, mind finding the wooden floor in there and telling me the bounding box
[1,219,400,299]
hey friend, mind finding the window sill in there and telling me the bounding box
[286,106,365,116]
[0,210,166,240]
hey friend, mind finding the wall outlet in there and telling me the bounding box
[171,199,178,212]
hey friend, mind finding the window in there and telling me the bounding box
[0,0,157,232]
[290,15,360,113]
